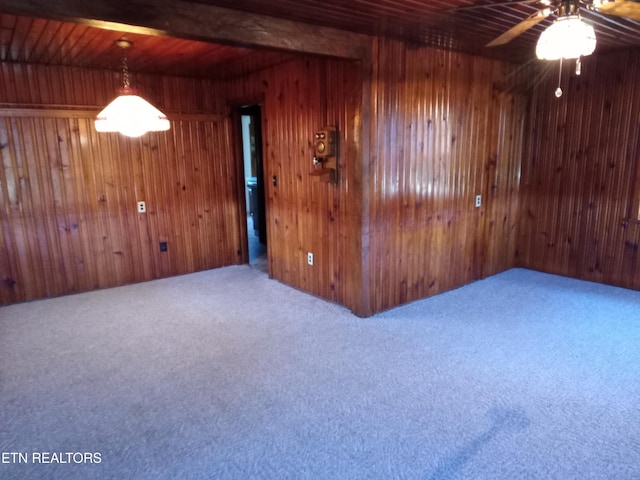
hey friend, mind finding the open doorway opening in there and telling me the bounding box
[240,105,267,272]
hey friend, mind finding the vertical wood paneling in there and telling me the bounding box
[518,49,640,290]
[366,38,526,313]
[483,80,526,277]
[0,63,242,305]
[1,42,532,315]
[223,56,364,312]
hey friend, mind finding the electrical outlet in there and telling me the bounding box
[137,201,146,213]
[307,252,314,266]
[475,195,482,208]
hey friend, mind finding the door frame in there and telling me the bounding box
[229,97,270,272]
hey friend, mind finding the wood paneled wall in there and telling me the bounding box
[518,49,640,289]
[0,63,242,304]
[222,41,528,316]
[365,38,526,314]
[1,44,530,315]
[223,56,365,312]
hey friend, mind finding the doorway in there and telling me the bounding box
[239,105,267,272]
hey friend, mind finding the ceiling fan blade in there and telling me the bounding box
[485,8,552,47]
[596,0,640,21]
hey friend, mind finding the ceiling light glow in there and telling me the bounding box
[536,15,596,60]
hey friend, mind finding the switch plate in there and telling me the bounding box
[307,252,314,266]
[137,201,146,213]
[475,195,482,208]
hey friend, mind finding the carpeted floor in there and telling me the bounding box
[0,267,639,479]
[248,215,268,273]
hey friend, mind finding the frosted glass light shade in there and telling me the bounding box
[536,15,596,60]
[95,88,170,137]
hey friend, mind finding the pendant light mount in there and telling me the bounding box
[114,39,133,50]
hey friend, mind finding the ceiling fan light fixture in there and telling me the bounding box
[536,15,596,60]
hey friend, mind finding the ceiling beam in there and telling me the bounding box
[0,0,371,60]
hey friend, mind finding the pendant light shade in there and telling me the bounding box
[536,15,596,60]
[95,39,170,137]
[95,87,170,138]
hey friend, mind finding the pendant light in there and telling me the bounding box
[95,40,170,137]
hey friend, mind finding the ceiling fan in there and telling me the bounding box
[457,0,640,96]
[457,0,640,50]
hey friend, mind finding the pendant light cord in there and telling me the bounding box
[121,51,130,89]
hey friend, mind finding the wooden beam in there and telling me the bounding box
[0,0,371,60]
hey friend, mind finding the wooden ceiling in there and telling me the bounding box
[191,0,640,61]
[0,13,295,79]
[0,0,639,78]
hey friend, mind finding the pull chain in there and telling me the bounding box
[555,57,563,98]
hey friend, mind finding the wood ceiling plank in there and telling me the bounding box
[22,18,50,63]
[0,0,372,59]
[7,13,32,61]
[28,19,63,63]
[0,0,638,69]
[44,21,78,65]
[57,24,107,67]
[69,30,121,70]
